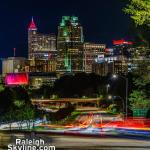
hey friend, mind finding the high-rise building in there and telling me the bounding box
[28,18,57,73]
[83,43,106,73]
[57,16,84,73]
[28,59,56,73]
[28,17,57,60]
[112,39,133,59]
[113,60,128,75]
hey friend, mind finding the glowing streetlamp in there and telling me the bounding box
[108,95,112,100]
[112,74,128,119]
[106,84,110,94]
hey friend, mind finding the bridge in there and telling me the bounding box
[31,98,103,112]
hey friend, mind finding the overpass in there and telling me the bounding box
[31,98,103,111]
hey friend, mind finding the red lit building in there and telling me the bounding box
[5,73,29,86]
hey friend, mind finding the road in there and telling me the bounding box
[53,135,150,150]
[0,132,150,150]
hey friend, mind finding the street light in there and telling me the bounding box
[108,95,112,100]
[112,74,128,119]
[112,74,117,79]
[108,95,114,105]
[106,84,110,94]
[114,95,125,120]
[108,94,125,120]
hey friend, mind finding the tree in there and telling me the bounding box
[13,98,35,130]
[129,90,150,117]
[129,90,150,109]
[0,87,14,114]
[124,0,150,80]
[124,0,150,115]
[22,105,35,130]
[124,0,150,27]
[0,84,5,92]
[53,73,107,98]
[124,0,150,46]
[3,108,16,130]
[0,85,38,130]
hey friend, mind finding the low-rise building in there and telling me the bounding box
[92,58,128,76]
[2,57,28,77]
[29,72,57,89]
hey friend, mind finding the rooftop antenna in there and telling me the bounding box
[32,16,34,22]
[13,48,16,57]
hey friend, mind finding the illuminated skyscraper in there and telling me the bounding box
[28,17,56,60]
[57,16,84,73]
[28,17,57,72]
[28,17,38,59]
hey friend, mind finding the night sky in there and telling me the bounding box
[0,0,131,59]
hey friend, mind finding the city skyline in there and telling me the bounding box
[0,0,132,59]
[0,0,150,146]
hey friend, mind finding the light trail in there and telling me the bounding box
[37,114,150,136]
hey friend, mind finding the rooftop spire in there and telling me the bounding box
[28,17,37,30]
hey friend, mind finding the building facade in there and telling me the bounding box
[83,43,106,73]
[2,57,28,77]
[28,18,57,73]
[28,18,57,60]
[92,58,128,76]
[29,72,57,89]
[57,16,84,73]
[28,59,56,73]
[92,62,114,76]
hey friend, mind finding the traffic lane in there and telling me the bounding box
[51,135,150,149]
[0,133,150,150]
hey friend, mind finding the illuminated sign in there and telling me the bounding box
[105,48,113,52]
[5,73,29,86]
[98,54,104,59]
[95,54,105,63]
[113,39,133,45]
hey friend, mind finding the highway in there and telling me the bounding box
[52,135,150,150]
[0,132,150,150]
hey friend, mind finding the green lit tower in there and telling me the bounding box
[57,16,84,73]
